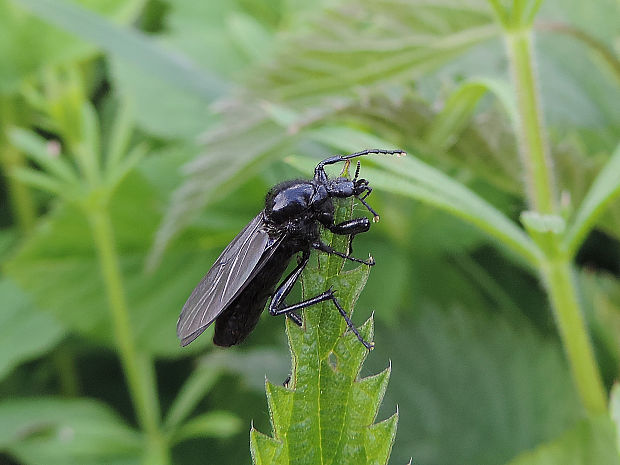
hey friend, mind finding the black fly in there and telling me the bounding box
[177,149,405,350]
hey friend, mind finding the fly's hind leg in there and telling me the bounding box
[268,251,373,350]
[269,250,310,327]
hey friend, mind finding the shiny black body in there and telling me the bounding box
[177,149,405,349]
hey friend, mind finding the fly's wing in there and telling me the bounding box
[177,212,281,346]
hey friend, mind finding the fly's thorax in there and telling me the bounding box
[264,179,333,225]
[265,180,313,225]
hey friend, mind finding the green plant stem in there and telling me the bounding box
[541,258,607,414]
[88,208,170,465]
[506,29,556,214]
[504,25,607,414]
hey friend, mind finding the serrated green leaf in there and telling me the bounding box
[252,197,397,464]
[251,428,285,465]
[346,88,524,192]
[505,416,620,465]
[265,381,293,436]
[251,0,498,101]
[0,397,142,465]
[0,279,65,381]
[364,413,399,465]
[150,0,620,260]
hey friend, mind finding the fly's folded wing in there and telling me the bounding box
[177,212,279,346]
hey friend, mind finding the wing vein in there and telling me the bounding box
[177,212,277,344]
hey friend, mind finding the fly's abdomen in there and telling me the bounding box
[213,246,294,346]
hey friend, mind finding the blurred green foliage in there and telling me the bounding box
[0,0,619,464]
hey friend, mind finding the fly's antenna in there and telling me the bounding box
[341,149,406,162]
[315,148,406,181]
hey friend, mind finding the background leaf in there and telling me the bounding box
[151,0,503,259]
[367,308,584,465]
[4,170,212,356]
[564,143,620,255]
[0,0,142,93]
[0,279,65,382]
[0,397,142,465]
[15,0,226,101]
[505,416,620,465]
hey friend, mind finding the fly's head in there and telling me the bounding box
[324,164,379,221]
[324,160,369,197]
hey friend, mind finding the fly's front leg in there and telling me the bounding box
[328,217,371,256]
[329,217,370,235]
